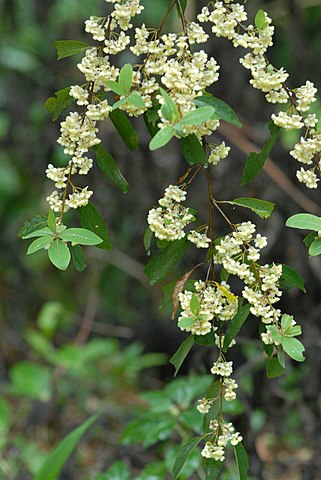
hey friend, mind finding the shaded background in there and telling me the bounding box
[1,0,321,478]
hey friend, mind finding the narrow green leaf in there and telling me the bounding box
[159,88,179,122]
[47,209,56,233]
[281,337,305,362]
[255,10,268,30]
[286,213,321,231]
[149,126,174,151]
[176,0,187,16]
[22,227,53,239]
[280,265,306,292]
[241,122,280,185]
[19,215,48,238]
[109,109,139,151]
[143,227,153,254]
[266,356,285,378]
[127,91,145,108]
[267,325,282,344]
[309,238,321,256]
[45,87,74,122]
[144,238,189,285]
[180,134,206,165]
[194,330,216,346]
[223,304,251,352]
[93,144,129,193]
[34,415,98,480]
[48,239,71,270]
[303,231,317,248]
[60,228,103,246]
[205,459,223,479]
[55,40,91,60]
[77,202,112,250]
[118,63,133,95]
[112,97,128,110]
[228,198,275,219]
[179,107,215,126]
[27,236,53,255]
[234,443,249,480]
[277,348,285,368]
[144,100,160,137]
[286,325,302,337]
[194,96,242,128]
[169,336,194,377]
[190,294,200,316]
[172,436,205,479]
[70,245,87,272]
[105,80,127,96]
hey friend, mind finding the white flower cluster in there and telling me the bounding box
[147,185,194,241]
[178,280,238,336]
[198,1,320,189]
[197,398,213,414]
[46,0,144,212]
[208,141,230,165]
[201,421,242,461]
[187,230,211,248]
[214,222,283,324]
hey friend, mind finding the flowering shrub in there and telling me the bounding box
[20,0,320,476]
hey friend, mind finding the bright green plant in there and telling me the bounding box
[19,0,321,476]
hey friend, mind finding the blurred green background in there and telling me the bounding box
[1,0,321,478]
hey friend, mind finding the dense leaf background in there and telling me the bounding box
[1,0,321,478]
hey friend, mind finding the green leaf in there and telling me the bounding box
[267,325,282,344]
[118,63,133,94]
[281,337,305,362]
[223,304,251,352]
[19,215,48,238]
[149,126,174,151]
[144,239,189,285]
[194,330,216,346]
[34,415,98,480]
[112,97,128,110]
[105,80,127,96]
[277,348,285,368]
[303,231,317,248]
[241,122,280,185]
[48,239,71,270]
[104,461,130,480]
[286,213,321,231]
[143,227,153,255]
[10,361,51,401]
[159,88,179,122]
[172,436,205,479]
[266,355,285,378]
[70,245,87,272]
[127,91,145,107]
[178,317,196,329]
[280,265,306,292]
[27,236,53,255]
[78,202,112,250]
[281,314,294,332]
[55,40,91,60]
[109,109,139,151]
[205,459,223,479]
[309,237,321,256]
[93,144,128,193]
[234,443,249,480]
[194,96,242,128]
[47,209,56,233]
[190,294,200,316]
[179,106,215,126]
[170,336,194,377]
[22,227,53,239]
[228,197,275,219]
[176,0,187,15]
[180,134,207,166]
[144,100,160,137]
[287,325,302,337]
[60,228,103,245]
[255,10,268,30]
[45,87,74,122]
